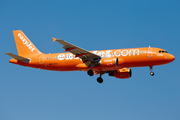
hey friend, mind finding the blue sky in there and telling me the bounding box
[1,0,180,120]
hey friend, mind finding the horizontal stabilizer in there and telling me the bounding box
[5,52,30,63]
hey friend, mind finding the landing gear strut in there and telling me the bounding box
[87,70,104,83]
[97,72,104,83]
[87,63,95,76]
[87,63,104,83]
[150,66,154,76]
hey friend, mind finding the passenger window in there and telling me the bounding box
[162,51,165,53]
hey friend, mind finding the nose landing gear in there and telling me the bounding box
[150,71,154,76]
[150,66,154,76]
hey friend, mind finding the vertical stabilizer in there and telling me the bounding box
[13,30,41,56]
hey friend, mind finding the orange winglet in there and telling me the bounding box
[75,53,88,57]
[64,48,76,52]
[52,37,57,42]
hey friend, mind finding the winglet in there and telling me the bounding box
[52,37,57,42]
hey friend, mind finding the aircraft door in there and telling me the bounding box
[39,55,44,64]
[147,47,153,57]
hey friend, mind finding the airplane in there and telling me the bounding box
[5,30,175,83]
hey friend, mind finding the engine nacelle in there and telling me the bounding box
[99,58,118,67]
[109,68,132,79]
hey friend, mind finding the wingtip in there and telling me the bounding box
[5,52,10,55]
[13,30,22,33]
[52,37,57,42]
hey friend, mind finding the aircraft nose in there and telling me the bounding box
[168,54,175,62]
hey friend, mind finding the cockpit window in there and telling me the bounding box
[159,50,168,53]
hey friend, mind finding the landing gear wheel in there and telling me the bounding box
[150,72,154,76]
[87,70,94,76]
[149,66,154,76]
[97,77,103,83]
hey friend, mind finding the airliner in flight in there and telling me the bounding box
[5,30,175,83]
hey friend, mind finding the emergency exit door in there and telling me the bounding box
[39,55,44,64]
[147,47,153,57]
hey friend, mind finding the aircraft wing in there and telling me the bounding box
[53,38,101,63]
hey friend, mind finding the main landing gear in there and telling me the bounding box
[97,72,104,83]
[87,70,94,76]
[87,70,104,83]
[87,63,95,76]
[97,77,103,83]
[150,66,154,76]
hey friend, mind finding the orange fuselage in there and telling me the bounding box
[9,47,175,72]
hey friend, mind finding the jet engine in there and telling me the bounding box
[99,57,125,67]
[99,58,119,67]
[109,68,132,79]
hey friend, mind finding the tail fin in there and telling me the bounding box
[13,30,41,56]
